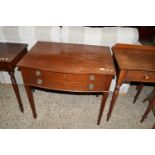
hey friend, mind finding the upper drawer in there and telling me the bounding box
[21,68,110,83]
[126,70,155,83]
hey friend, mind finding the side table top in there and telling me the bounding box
[112,44,155,72]
[0,42,27,63]
[18,41,116,75]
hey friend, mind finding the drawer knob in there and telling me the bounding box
[89,75,95,81]
[35,70,41,76]
[36,79,43,85]
[144,74,150,80]
[88,84,94,90]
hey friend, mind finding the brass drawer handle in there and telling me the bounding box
[35,70,41,76]
[89,75,95,81]
[36,79,43,85]
[88,84,94,90]
[144,74,150,80]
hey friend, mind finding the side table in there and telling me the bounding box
[107,44,155,122]
[0,43,28,112]
[17,41,116,125]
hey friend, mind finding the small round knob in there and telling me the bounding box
[35,70,41,76]
[144,74,150,80]
[89,75,95,81]
[36,79,43,85]
[88,84,94,90]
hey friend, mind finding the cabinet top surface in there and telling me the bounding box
[0,42,27,62]
[113,44,155,72]
[18,41,115,75]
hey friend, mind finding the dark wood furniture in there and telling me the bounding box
[137,26,155,42]
[17,41,116,125]
[107,44,155,122]
[0,42,28,112]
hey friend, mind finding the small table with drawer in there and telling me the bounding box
[107,44,155,122]
[17,41,116,125]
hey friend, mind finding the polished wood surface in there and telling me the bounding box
[113,44,155,71]
[18,41,115,75]
[0,42,28,112]
[0,43,27,63]
[18,41,116,124]
[107,44,155,122]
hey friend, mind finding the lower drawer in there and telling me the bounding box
[126,70,155,83]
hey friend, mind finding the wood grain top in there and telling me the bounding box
[18,41,116,75]
[0,42,27,62]
[112,44,155,72]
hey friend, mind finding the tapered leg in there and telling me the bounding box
[136,85,140,90]
[143,87,155,103]
[143,96,149,103]
[24,85,37,118]
[97,92,109,125]
[107,70,127,121]
[107,86,120,121]
[133,83,144,103]
[141,95,155,122]
[9,71,24,113]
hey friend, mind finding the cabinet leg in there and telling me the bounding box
[141,96,155,123]
[9,71,24,113]
[97,92,109,125]
[25,85,37,118]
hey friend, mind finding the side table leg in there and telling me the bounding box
[9,71,24,113]
[107,86,120,121]
[143,97,149,103]
[133,83,144,103]
[25,85,37,118]
[141,95,155,123]
[143,87,155,103]
[97,92,109,125]
[107,70,127,121]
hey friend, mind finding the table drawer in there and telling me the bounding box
[126,71,155,83]
[21,68,112,92]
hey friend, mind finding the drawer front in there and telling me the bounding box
[126,71,155,83]
[21,68,112,92]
